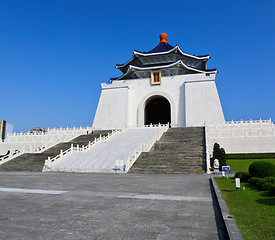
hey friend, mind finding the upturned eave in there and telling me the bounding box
[116,45,210,71]
[111,60,217,81]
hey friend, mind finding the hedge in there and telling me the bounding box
[226,152,275,159]
[249,161,275,178]
[264,176,275,184]
[249,177,275,196]
[234,172,251,182]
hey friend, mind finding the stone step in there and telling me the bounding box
[129,127,206,174]
[0,130,112,172]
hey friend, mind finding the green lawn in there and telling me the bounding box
[227,159,275,172]
[215,177,275,240]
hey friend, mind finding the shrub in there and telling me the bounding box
[234,172,241,178]
[264,176,275,184]
[261,182,273,191]
[248,177,275,195]
[249,177,266,188]
[269,184,275,196]
[226,152,275,159]
[249,161,275,178]
[234,172,250,182]
[248,177,257,186]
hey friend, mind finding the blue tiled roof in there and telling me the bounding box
[137,42,174,54]
[110,77,120,81]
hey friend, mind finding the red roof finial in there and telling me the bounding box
[159,33,168,43]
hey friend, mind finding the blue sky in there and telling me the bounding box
[0,0,274,132]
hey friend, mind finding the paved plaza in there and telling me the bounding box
[0,172,222,240]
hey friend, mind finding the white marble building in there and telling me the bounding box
[92,33,275,172]
[93,33,225,130]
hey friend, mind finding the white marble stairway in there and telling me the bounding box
[50,126,167,173]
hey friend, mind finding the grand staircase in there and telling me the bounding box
[50,127,166,173]
[128,127,206,174]
[0,130,111,172]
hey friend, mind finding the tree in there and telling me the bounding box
[210,143,226,170]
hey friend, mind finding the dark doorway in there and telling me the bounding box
[145,96,171,125]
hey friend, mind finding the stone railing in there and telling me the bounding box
[43,129,123,171]
[124,123,169,172]
[207,118,273,129]
[204,126,211,173]
[0,146,48,165]
[0,126,94,165]
[206,119,275,138]
[225,118,272,125]
[207,128,275,138]
[7,126,93,137]
[5,126,93,141]
[44,123,169,173]
[0,150,22,165]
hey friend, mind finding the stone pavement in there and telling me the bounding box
[0,172,222,240]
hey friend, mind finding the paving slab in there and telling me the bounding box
[0,172,219,240]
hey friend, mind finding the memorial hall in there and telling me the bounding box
[0,33,274,173]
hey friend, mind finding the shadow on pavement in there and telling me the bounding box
[209,179,230,240]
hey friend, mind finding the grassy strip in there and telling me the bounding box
[226,153,275,159]
[215,177,275,240]
[227,159,275,172]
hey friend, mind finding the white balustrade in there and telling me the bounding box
[43,128,123,171]
[0,150,22,165]
[46,123,169,173]
[124,123,169,172]
[206,119,275,138]
[6,126,93,138]
[1,125,94,165]
[224,118,272,125]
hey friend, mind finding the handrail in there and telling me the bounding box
[0,150,24,165]
[204,127,211,173]
[43,129,123,171]
[45,123,169,173]
[124,123,169,172]
[1,127,94,165]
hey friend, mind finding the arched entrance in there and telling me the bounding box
[144,96,171,125]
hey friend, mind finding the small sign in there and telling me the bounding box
[235,178,240,190]
[113,167,121,171]
[222,166,230,170]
